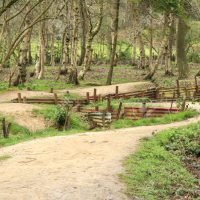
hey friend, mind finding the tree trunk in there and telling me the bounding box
[138,34,145,69]
[13,16,31,85]
[176,17,189,79]
[50,29,55,66]
[68,0,79,85]
[106,0,120,85]
[78,0,87,66]
[149,13,153,68]
[78,0,103,80]
[37,20,45,79]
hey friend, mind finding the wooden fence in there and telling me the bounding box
[124,105,180,120]
[85,78,200,102]
[78,101,180,121]
[88,112,112,128]
[11,78,200,106]
[12,93,88,106]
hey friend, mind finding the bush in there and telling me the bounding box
[188,52,200,63]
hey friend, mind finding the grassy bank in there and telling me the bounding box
[112,110,198,129]
[0,107,198,148]
[121,123,200,200]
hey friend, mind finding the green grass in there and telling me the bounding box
[0,109,88,147]
[121,123,200,200]
[0,155,11,162]
[86,97,151,110]
[0,107,198,148]
[33,105,88,130]
[112,110,198,129]
[18,79,75,91]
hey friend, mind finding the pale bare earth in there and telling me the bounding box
[0,82,153,102]
[60,82,154,97]
[0,116,200,200]
[0,103,46,131]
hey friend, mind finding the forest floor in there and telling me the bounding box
[0,116,200,200]
[0,64,199,92]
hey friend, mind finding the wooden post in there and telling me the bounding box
[102,112,105,127]
[116,102,123,120]
[2,118,11,138]
[54,93,58,105]
[94,88,97,102]
[17,93,22,103]
[142,102,147,118]
[170,91,176,111]
[95,106,99,111]
[50,88,54,93]
[155,87,160,100]
[77,105,81,112]
[115,86,119,98]
[176,80,180,97]
[98,95,101,102]
[107,95,111,112]
[195,76,199,92]
[23,96,27,104]
[86,92,90,103]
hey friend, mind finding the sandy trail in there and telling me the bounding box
[0,103,46,131]
[59,82,154,96]
[0,116,199,200]
[0,82,153,102]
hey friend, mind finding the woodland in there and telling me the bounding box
[0,0,200,88]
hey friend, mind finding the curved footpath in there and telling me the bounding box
[0,82,153,103]
[0,115,200,200]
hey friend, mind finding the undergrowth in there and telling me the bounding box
[121,123,200,200]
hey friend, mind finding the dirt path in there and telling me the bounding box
[0,103,46,132]
[0,82,153,102]
[59,81,154,97]
[0,116,199,200]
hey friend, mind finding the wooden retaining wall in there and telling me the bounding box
[88,112,112,128]
[124,106,180,120]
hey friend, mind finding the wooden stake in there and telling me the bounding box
[2,118,11,138]
[115,86,119,98]
[176,80,180,97]
[23,96,27,104]
[54,93,58,105]
[107,95,111,112]
[17,93,22,103]
[86,92,90,103]
[95,106,99,111]
[50,88,54,93]
[94,88,97,102]
[195,76,199,92]
[116,102,123,120]
[142,102,147,118]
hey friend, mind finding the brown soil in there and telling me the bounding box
[0,116,200,200]
[0,103,46,132]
